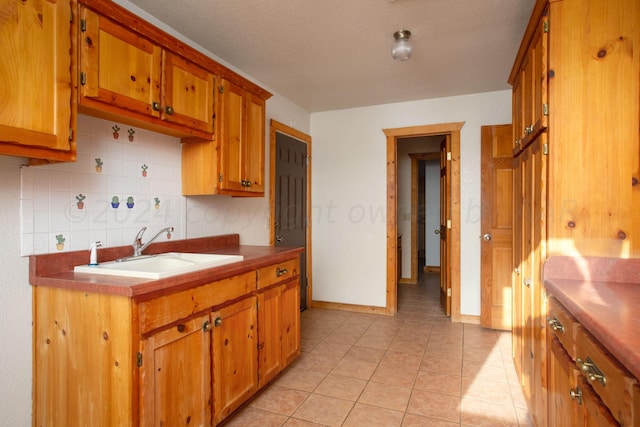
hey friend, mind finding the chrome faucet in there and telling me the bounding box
[131,226,174,257]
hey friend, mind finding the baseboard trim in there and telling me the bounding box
[459,314,480,324]
[310,300,391,316]
[423,265,441,273]
[398,278,418,285]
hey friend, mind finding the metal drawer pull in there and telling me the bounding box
[569,387,583,405]
[202,321,212,332]
[576,357,607,386]
[547,318,565,334]
[214,316,223,327]
[276,267,288,277]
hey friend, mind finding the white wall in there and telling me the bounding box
[310,90,512,313]
[0,156,32,426]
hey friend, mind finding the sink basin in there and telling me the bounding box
[74,252,244,279]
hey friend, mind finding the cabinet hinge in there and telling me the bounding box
[543,143,549,155]
[80,18,86,32]
[218,85,225,94]
[219,173,223,182]
[446,151,452,161]
[70,10,74,24]
[80,72,86,86]
[447,288,452,297]
[257,343,265,350]
[543,20,549,33]
[543,103,549,116]
[69,128,73,141]
[446,219,452,229]
[137,352,143,367]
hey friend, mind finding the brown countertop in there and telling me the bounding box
[543,256,640,381]
[29,234,303,302]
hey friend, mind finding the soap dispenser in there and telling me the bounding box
[89,241,103,266]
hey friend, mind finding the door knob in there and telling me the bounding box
[435,229,439,235]
[482,233,492,241]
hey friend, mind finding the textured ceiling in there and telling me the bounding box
[127,0,535,113]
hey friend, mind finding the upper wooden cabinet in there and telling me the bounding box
[0,0,77,162]
[79,6,215,138]
[182,79,267,197]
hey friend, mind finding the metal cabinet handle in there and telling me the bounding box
[275,236,283,243]
[152,102,161,111]
[576,357,607,386]
[276,267,288,277]
[214,316,223,327]
[547,318,565,334]
[523,277,532,287]
[569,388,582,405]
[165,105,174,115]
[202,321,212,332]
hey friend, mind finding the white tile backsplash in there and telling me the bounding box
[20,115,186,256]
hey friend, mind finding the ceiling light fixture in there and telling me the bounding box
[391,30,412,61]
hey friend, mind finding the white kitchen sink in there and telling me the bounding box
[74,252,244,279]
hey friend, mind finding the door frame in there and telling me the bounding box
[384,122,463,320]
[269,120,312,308]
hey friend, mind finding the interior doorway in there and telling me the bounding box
[269,120,312,311]
[383,122,463,321]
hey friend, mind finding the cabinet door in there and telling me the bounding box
[80,7,162,118]
[140,314,212,427]
[548,338,580,427]
[218,79,246,192]
[243,92,266,194]
[257,286,282,388]
[162,51,215,134]
[579,377,619,427]
[281,279,301,366]
[212,296,258,424]
[0,0,75,159]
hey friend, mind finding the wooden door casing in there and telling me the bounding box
[480,124,514,331]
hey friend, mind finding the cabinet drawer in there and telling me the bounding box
[547,297,576,358]
[574,325,638,426]
[139,271,256,334]
[257,258,298,289]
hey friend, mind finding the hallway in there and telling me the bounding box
[224,273,532,426]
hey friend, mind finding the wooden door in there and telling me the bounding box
[218,79,245,192]
[0,0,75,156]
[439,136,451,316]
[521,145,535,403]
[281,279,301,366]
[140,314,212,427]
[162,51,214,134]
[275,132,308,310]
[244,92,266,193]
[212,296,257,424]
[512,152,523,372]
[257,286,282,388]
[480,124,514,330]
[79,7,161,117]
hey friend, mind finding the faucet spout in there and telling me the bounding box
[134,226,174,257]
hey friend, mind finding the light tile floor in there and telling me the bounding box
[224,273,533,426]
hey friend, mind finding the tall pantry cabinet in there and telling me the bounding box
[510,0,640,425]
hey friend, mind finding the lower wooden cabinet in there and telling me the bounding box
[547,296,638,427]
[33,256,301,426]
[140,314,213,427]
[212,296,258,424]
